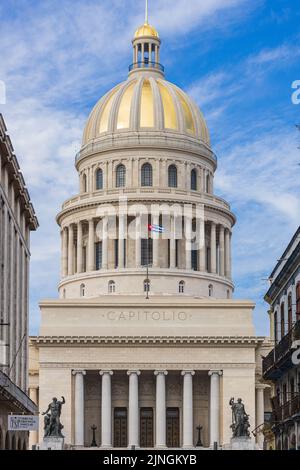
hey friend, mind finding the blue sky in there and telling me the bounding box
[0,0,299,336]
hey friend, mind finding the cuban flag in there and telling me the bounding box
[148,224,164,233]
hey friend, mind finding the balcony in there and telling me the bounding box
[263,320,300,379]
[129,61,165,73]
[272,394,300,425]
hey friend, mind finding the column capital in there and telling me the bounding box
[154,370,168,376]
[127,370,141,376]
[99,370,114,376]
[181,370,195,376]
[72,369,86,376]
[208,370,223,377]
[255,383,269,391]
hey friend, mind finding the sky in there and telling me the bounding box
[0,0,299,336]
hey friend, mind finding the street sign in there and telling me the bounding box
[8,415,39,431]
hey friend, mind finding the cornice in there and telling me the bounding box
[0,114,39,230]
[33,335,264,346]
[56,195,235,226]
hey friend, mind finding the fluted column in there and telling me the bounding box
[62,227,68,277]
[225,229,231,278]
[153,214,159,268]
[170,215,176,269]
[182,371,195,448]
[72,370,86,447]
[127,370,141,448]
[210,222,217,274]
[100,370,113,448]
[77,221,83,273]
[219,225,225,277]
[87,219,94,272]
[102,216,108,269]
[154,371,168,448]
[118,214,125,268]
[135,215,141,267]
[208,370,222,448]
[199,219,206,272]
[256,385,265,449]
[185,217,192,270]
[68,224,74,276]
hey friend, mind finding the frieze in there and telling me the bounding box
[39,362,255,370]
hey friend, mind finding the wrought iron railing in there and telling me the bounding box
[263,320,300,376]
[129,61,164,72]
[272,394,300,424]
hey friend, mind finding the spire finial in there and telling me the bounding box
[145,0,148,24]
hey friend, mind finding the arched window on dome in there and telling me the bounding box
[108,280,116,293]
[179,281,185,294]
[80,284,85,297]
[96,168,103,190]
[168,165,177,188]
[141,163,153,187]
[116,164,126,188]
[191,169,197,191]
[208,284,213,297]
[82,173,87,193]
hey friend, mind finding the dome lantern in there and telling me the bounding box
[129,1,164,77]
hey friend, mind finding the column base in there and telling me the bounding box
[182,444,195,449]
[155,445,168,449]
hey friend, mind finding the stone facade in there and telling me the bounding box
[0,114,38,450]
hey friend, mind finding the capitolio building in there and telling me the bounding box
[29,17,270,449]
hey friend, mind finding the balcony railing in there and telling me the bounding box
[263,320,300,377]
[129,61,165,73]
[272,394,300,424]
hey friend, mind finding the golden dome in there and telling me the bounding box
[134,23,159,39]
[82,77,210,146]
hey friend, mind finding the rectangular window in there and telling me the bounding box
[95,242,102,270]
[82,246,87,272]
[114,239,119,268]
[191,250,198,271]
[141,239,153,267]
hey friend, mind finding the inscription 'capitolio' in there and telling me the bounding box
[105,311,189,322]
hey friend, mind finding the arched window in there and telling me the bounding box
[96,168,103,190]
[168,165,177,188]
[191,169,197,190]
[227,289,230,299]
[280,303,285,339]
[288,293,293,332]
[82,173,87,193]
[141,163,153,187]
[144,279,150,293]
[63,289,66,299]
[179,281,185,294]
[296,282,300,321]
[108,280,116,293]
[116,164,126,188]
[80,284,85,297]
[208,284,213,297]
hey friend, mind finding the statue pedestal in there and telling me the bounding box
[228,437,257,451]
[39,437,65,450]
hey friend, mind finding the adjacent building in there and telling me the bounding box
[29,20,268,449]
[263,226,300,450]
[0,114,39,450]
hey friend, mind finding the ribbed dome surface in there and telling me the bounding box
[83,77,210,146]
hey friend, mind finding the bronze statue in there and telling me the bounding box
[42,396,65,438]
[229,397,250,438]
